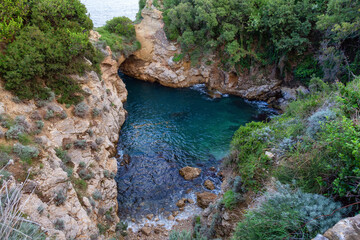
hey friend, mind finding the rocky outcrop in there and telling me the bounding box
[0,39,127,239]
[120,1,283,102]
[179,166,201,180]
[313,214,360,240]
[197,192,217,208]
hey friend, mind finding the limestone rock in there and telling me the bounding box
[179,166,201,180]
[196,192,217,208]
[204,180,215,190]
[176,198,186,208]
[140,227,152,236]
[323,214,360,240]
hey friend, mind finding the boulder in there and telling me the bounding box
[204,180,215,190]
[322,214,360,240]
[146,214,154,220]
[196,192,217,208]
[179,166,201,180]
[176,198,186,208]
[140,227,152,236]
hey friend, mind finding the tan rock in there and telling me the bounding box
[146,214,154,220]
[196,192,217,208]
[204,180,215,190]
[167,215,175,221]
[140,227,152,236]
[322,214,360,240]
[179,166,201,180]
[176,198,186,208]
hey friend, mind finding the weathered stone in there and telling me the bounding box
[313,235,329,240]
[176,198,186,208]
[204,180,215,190]
[322,214,360,240]
[140,227,152,236]
[146,214,154,220]
[179,166,201,180]
[196,192,217,208]
[167,215,175,221]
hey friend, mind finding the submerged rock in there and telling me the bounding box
[204,180,215,190]
[196,192,217,208]
[179,166,201,180]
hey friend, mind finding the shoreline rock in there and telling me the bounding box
[179,166,202,180]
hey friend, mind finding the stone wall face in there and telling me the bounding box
[0,40,127,239]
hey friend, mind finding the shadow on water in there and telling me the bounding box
[115,72,276,220]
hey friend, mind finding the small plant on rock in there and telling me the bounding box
[92,190,102,201]
[74,140,87,150]
[54,190,67,206]
[13,143,39,162]
[74,102,89,118]
[54,219,65,230]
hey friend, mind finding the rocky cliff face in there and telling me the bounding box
[0,34,127,239]
[120,2,283,102]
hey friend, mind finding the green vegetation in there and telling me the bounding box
[226,75,360,238]
[96,16,141,57]
[232,183,347,240]
[0,0,102,104]
[149,0,360,79]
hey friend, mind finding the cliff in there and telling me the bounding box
[0,33,127,239]
[120,2,285,102]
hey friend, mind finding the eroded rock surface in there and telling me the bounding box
[179,166,202,180]
[0,39,127,239]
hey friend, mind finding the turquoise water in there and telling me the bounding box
[116,73,275,219]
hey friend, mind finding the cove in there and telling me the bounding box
[115,72,275,220]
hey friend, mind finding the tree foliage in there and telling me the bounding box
[160,0,359,79]
[0,0,99,104]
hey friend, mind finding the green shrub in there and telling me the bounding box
[5,125,25,139]
[230,121,272,189]
[222,190,238,210]
[294,55,323,86]
[306,108,337,138]
[0,152,11,168]
[104,17,135,38]
[73,178,87,191]
[92,190,102,201]
[97,223,110,235]
[74,102,89,118]
[74,140,87,150]
[54,190,67,206]
[18,133,32,145]
[13,143,39,162]
[0,0,98,104]
[54,219,65,230]
[232,183,347,240]
[55,147,71,164]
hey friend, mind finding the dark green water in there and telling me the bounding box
[116,73,275,219]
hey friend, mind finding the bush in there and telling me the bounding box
[5,125,25,139]
[92,190,102,201]
[104,17,135,39]
[74,140,87,150]
[232,183,347,240]
[92,108,101,117]
[78,168,94,180]
[0,0,96,103]
[74,102,89,118]
[222,190,242,210]
[54,219,65,230]
[55,147,71,164]
[0,152,11,168]
[54,190,67,206]
[306,108,337,138]
[13,143,39,162]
